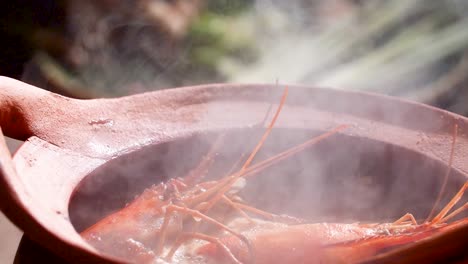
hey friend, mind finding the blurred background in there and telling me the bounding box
[1,0,468,262]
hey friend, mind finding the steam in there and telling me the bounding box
[66,0,468,224]
[62,1,468,262]
[219,1,468,101]
[20,0,468,104]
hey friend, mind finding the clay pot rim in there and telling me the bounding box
[1,81,468,263]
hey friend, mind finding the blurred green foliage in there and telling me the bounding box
[188,12,258,73]
[3,0,468,112]
[205,0,252,15]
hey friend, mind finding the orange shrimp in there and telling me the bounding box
[80,87,349,263]
[196,182,468,264]
[195,123,468,264]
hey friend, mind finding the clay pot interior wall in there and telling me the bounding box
[69,128,468,233]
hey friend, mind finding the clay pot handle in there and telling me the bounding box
[0,77,68,140]
[0,126,29,233]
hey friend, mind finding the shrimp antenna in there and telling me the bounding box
[425,123,458,222]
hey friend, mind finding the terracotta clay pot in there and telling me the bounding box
[0,77,468,263]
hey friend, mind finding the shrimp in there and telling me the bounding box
[196,182,468,264]
[80,87,349,263]
[196,124,468,264]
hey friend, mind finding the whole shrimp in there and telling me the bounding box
[196,182,468,264]
[195,124,468,264]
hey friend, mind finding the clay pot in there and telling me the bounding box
[0,77,467,263]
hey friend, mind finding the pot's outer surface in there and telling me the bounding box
[1,79,468,263]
